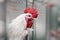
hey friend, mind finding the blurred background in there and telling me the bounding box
[0,0,60,40]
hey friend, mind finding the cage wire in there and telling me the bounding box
[35,0,50,5]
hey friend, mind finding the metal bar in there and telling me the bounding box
[26,0,36,40]
[46,4,53,40]
[26,0,27,8]
[2,0,7,40]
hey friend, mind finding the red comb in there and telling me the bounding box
[24,7,38,18]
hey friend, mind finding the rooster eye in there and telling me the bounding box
[28,15,31,17]
[26,15,31,17]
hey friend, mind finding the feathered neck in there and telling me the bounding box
[11,13,32,24]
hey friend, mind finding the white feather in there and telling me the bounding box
[7,13,32,40]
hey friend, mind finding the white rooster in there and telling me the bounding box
[7,8,38,40]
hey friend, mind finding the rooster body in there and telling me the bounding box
[7,13,32,40]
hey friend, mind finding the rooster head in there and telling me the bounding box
[24,8,38,28]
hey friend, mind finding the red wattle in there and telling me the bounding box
[25,18,33,28]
